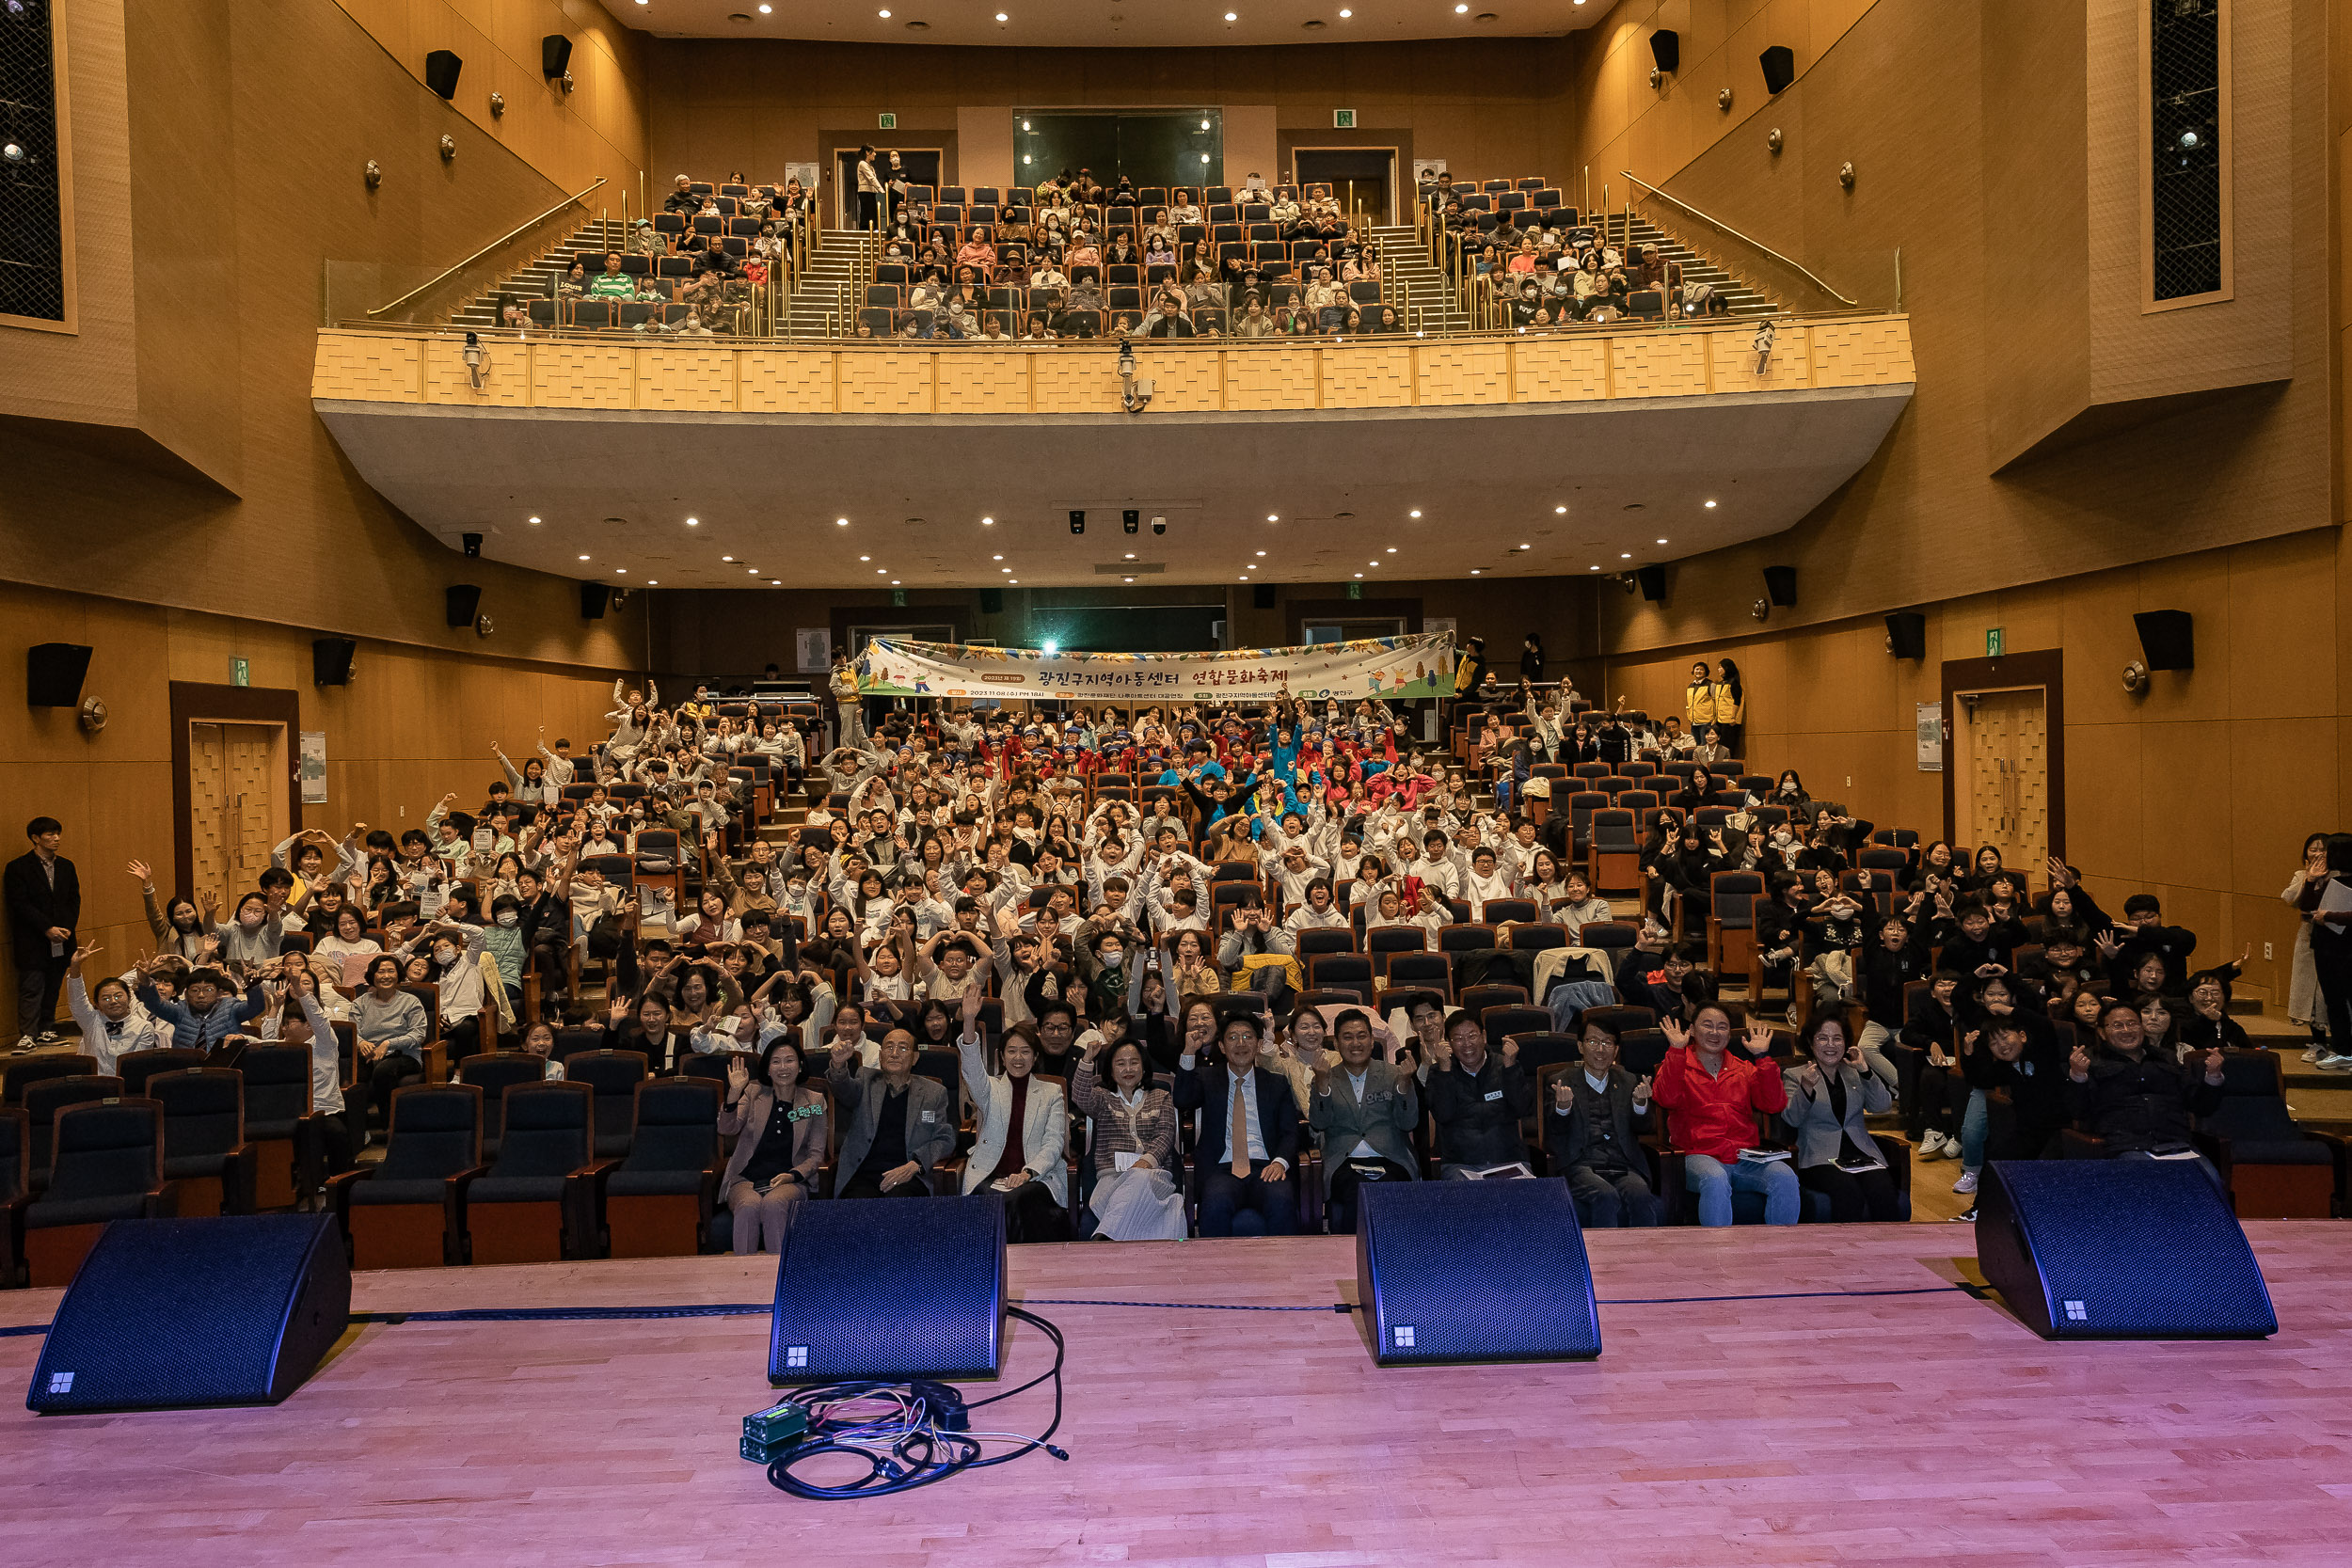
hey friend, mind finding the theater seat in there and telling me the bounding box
[2198,1051,2340,1219]
[237,1043,329,1211]
[24,1099,173,1288]
[327,1084,485,1270]
[151,1067,256,1218]
[461,1081,605,1264]
[606,1078,723,1258]
[0,1108,26,1288]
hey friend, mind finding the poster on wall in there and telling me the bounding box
[856,632,1456,703]
[786,162,820,193]
[1915,703,1944,771]
[299,731,328,803]
[796,627,832,673]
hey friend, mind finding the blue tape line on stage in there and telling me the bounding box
[1025,1297,1334,1312]
[0,1323,49,1338]
[351,1304,771,1323]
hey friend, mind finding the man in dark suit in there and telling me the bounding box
[1544,1018,1661,1227]
[6,816,79,1051]
[1307,1008,1419,1235]
[1175,1011,1300,1236]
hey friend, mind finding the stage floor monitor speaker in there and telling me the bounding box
[28,1213,351,1412]
[770,1196,1005,1385]
[1977,1160,2275,1340]
[1358,1180,1600,1365]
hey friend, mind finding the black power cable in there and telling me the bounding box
[762,1306,1069,1499]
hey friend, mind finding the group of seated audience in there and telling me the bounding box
[11,647,2318,1259]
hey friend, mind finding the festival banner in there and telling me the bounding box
[855,632,1455,703]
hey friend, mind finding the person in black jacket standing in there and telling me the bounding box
[7,816,79,1052]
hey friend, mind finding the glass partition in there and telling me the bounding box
[1014,109,1223,193]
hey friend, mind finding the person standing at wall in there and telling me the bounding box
[854,145,884,231]
[1712,658,1746,757]
[7,816,80,1053]
[1684,660,1719,743]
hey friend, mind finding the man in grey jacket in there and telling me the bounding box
[1308,1008,1419,1234]
[828,1025,955,1197]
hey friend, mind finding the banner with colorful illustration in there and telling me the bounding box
[855,632,1456,703]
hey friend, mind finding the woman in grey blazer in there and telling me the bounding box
[718,1037,826,1254]
[1779,1014,1901,1222]
[956,987,1071,1243]
[828,1024,956,1198]
[1307,1006,1419,1234]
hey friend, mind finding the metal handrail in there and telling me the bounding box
[367,176,607,319]
[1617,170,1857,307]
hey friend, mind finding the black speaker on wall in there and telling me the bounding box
[1649,29,1680,71]
[445,584,483,628]
[423,49,463,101]
[311,638,358,687]
[580,583,611,621]
[1252,583,1277,610]
[1760,44,1796,93]
[1358,1180,1600,1366]
[979,587,1004,614]
[1762,564,1799,607]
[2133,610,2194,671]
[28,1213,352,1412]
[771,1197,1004,1384]
[1884,611,1927,660]
[26,642,92,707]
[1634,564,1667,603]
[540,33,573,78]
[1976,1161,2273,1340]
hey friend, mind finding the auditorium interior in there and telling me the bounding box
[2,0,2350,1560]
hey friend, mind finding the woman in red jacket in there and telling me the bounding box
[1652,1004,1798,1226]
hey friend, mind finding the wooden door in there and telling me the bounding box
[189,721,283,916]
[1952,688,2049,875]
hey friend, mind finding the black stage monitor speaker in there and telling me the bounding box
[580,582,611,620]
[979,587,1004,614]
[1635,564,1667,603]
[1763,564,1799,607]
[28,1213,351,1412]
[770,1196,1005,1384]
[1976,1161,2275,1340]
[1253,583,1277,610]
[26,642,92,706]
[2133,609,2194,672]
[445,584,482,628]
[1760,44,1796,94]
[1649,29,1680,71]
[541,33,573,78]
[312,637,358,686]
[424,49,463,101]
[1884,611,1927,660]
[1358,1180,1600,1366]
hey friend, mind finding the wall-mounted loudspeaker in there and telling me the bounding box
[1759,44,1796,94]
[26,642,92,707]
[1762,564,1799,607]
[311,638,358,687]
[1252,584,1277,610]
[540,34,573,78]
[423,49,463,101]
[979,588,1004,614]
[1884,611,1926,660]
[2132,610,2194,672]
[1634,565,1667,603]
[1648,29,1680,71]
[445,585,483,629]
[580,583,611,621]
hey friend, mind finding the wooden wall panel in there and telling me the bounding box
[0,581,627,1023]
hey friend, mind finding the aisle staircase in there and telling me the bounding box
[448,217,629,329]
[784,229,881,338]
[1602,211,1776,318]
[1371,224,1472,333]
[1398,206,1779,328]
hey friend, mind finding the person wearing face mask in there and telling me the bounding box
[396,917,489,1036]
[719,1037,826,1254]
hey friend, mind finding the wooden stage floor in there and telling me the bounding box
[4,1224,2349,1566]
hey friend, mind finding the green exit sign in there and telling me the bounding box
[230,657,249,688]
[1986,626,2005,657]
[878,112,897,130]
[1346,580,1363,600]
[1333,108,1357,129]
[891,588,908,608]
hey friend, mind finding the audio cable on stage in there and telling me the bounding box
[748,1306,1069,1499]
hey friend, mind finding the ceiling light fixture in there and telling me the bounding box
[891,579,900,586]
[878,8,890,16]
[996,10,1008,19]
[836,517,850,526]
[749,566,761,574]
[1470,568,1481,575]
[578,553,590,561]
[1224,10,1237,20]
[1454,4,1468,12]
[758,3,771,10]
[1339,5,1351,13]
[1255,549,1266,556]
[1704,499,1719,508]
[993,553,1004,561]
[1620,552,1631,559]
[527,515,541,524]
[647,580,658,585]
[1387,546,1397,553]
[685,515,698,526]
[1354,572,1364,578]
[1408,509,1422,518]
[1009,578,1019,583]
[1000,567,1011,573]
[1266,514,1279,522]
[723,555,734,562]
[614,567,627,574]
[875,568,886,575]
[1123,552,1136,560]
[860,555,871,562]
[1657,537,1669,544]
[981,515,994,524]
[1554,505,1566,514]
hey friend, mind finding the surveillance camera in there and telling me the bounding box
[1151,515,1167,535]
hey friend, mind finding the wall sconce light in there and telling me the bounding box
[1767,128,1784,154]
[1838,160,1856,190]
[363,159,383,188]
[489,91,505,117]
[439,134,457,161]
[1719,87,1734,111]
[561,70,576,93]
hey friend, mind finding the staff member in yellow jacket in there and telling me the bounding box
[1711,657,1745,757]
[1684,660,1719,741]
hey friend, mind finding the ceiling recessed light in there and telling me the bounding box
[995,10,1009,20]
[878,8,890,16]
[1554,505,1567,514]
[1620,552,1632,559]
[891,579,900,585]
[527,515,541,524]
[613,567,627,574]
[859,554,870,562]
[1369,560,1379,566]
[1123,552,1136,560]
[1123,576,1135,583]
[723,555,734,562]
[647,579,657,585]
[1657,537,1669,545]
[1000,566,1011,573]
[1704,499,1719,509]
[750,566,762,574]
[1009,578,1019,583]
[1266,514,1279,522]
[1454,3,1468,11]
[836,517,850,526]
[1353,572,1364,578]
[1408,509,1422,518]
[1386,546,1397,553]
[1255,549,1266,556]
[1339,5,1351,13]
[993,553,1004,561]
[1225,10,1237,19]
[758,3,771,10]
[875,568,886,575]
[685,515,699,526]
[981,515,994,524]
[578,553,590,561]
[1239,576,1249,581]
[1589,564,1599,571]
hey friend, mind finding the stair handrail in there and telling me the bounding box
[1617,171,1856,308]
[368,177,608,319]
